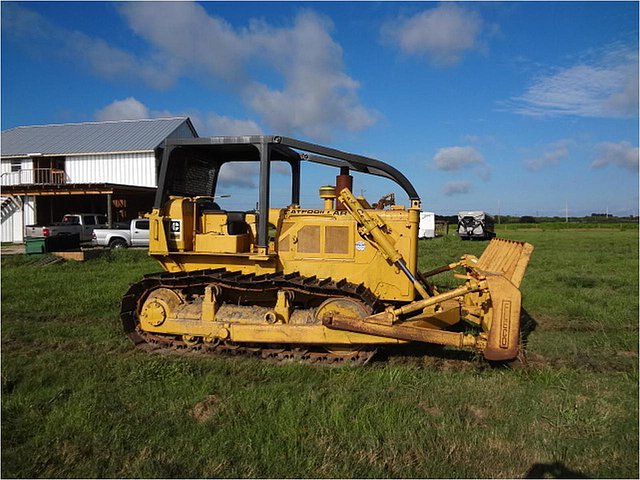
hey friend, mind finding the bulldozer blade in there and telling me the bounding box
[476,239,533,361]
[476,238,533,288]
[483,275,522,361]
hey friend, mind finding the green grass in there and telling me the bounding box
[2,231,638,478]
[496,221,638,231]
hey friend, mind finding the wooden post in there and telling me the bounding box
[107,193,112,228]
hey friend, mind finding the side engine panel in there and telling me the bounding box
[277,207,420,302]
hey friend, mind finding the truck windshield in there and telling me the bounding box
[62,215,80,224]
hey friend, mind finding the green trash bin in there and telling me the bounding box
[25,238,46,255]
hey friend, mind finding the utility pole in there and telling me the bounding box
[565,201,569,223]
[497,200,501,224]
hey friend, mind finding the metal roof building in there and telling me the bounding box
[1,117,197,158]
[1,117,198,243]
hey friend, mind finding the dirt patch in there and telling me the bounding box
[380,343,480,370]
[615,350,638,358]
[574,394,589,406]
[428,357,479,372]
[58,440,83,463]
[466,405,488,422]
[417,401,443,417]
[190,394,221,423]
[0,244,25,255]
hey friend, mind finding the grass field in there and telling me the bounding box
[2,229,638,478]
[495,221,638,231]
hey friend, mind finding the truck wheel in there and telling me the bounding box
[109,238,127,250]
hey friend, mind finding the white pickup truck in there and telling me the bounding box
[91,218,150,249]
[25,213,108,242]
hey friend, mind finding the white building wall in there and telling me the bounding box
[0,195,73,243]
[0,159,11,176]
[1,215,14,242]
[0,158,33,185]
[0,158,34,172]
[1,209,16,243]
[65,152,157,187]
[24,196,36,226]
[1,158,35,242]
[1,157,22,241]
[0,196,36,243]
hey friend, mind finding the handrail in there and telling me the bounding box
[0,168,69,186]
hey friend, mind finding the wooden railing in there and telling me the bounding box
[0,168,68,186]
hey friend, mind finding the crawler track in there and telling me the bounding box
[120,268,382,365]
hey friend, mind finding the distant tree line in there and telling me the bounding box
[435,214,639,224]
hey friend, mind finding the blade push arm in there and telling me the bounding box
[338,188,430,299]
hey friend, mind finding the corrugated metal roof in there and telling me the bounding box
[1,117,197,157]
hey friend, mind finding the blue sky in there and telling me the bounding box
[2,1,638,216]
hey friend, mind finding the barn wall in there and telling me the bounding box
[0,195,34,243]
[0,158,33,174]
[0,158,34,185]
[24,196,35,226]
[1,206,19,243]
[65,152,156,187]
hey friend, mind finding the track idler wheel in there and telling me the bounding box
[315,297,371,323]
[139,288,183,330]
[315,297,374,360]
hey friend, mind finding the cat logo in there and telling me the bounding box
[169,219,182,240]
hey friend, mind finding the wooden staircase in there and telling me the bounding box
[1,195,22,223]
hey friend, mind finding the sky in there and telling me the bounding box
[2,1,638,216]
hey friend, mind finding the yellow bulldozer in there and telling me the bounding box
[121,136,533,365]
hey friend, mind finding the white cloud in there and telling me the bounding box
[382,4,484,67]
[95,98,151,121]
[218,163,259,189]
[510,44,639,118]
[442,181,471,196]
[592,141,639,171]
[271,162,292,176]
[6,3,375,141]
[245,12,376,140]
[94,97,264,142]
[433,146,483,171]
[432,145,490,180]
[207,114,263,136]
[118,4,375,140]
[4,4,176,89]
[68,35,177,90]
[119,2,248,83]
[524,139,572,172]
[3,3,56,40]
